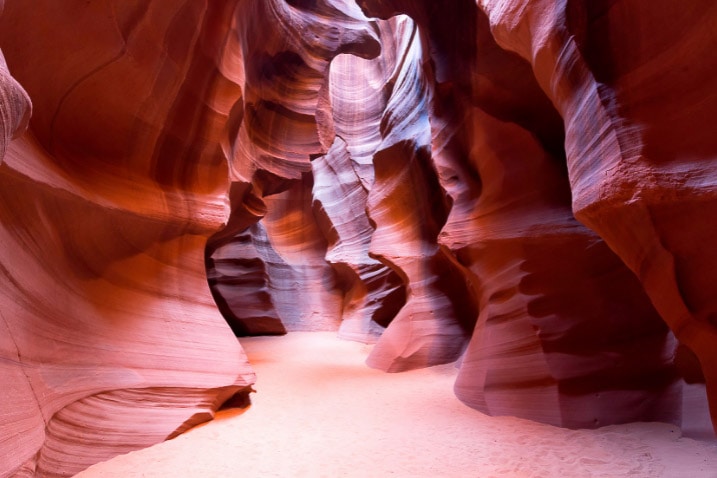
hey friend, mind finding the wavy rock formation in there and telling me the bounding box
[476,0,717,430]
[0,51,30,162]
[259,173,344,331]
[310,18,410,342]
[446,106,678,428]
[211,8,479,359]
[206,0,384,335]
[358,14,479,372]
[312,137,404,342]
[210,0,709,430]
[0,1,256,476]
[354,0,683,427]
[206,179,290,336]
[1,0,716,475]
[228,0,379,186]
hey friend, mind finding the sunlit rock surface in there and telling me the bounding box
[349,0,683,427]
[206,0,384,336]
[0,0,716,475]
[361,14,479,371]
[312,137,405,342]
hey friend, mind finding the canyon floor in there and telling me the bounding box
[77,332,717,477]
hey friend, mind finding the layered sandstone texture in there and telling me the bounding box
[209,0,714,431]
[344,0,681,429]
[0,1,261,476]
[1,0,716,476]
[474,0,717,430]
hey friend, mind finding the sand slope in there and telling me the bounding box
[76,333,717,477]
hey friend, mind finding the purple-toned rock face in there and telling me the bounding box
[0,0,716,474]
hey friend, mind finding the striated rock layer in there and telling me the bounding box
[205,0,713,432]
[206,0,388,338]
[1,0,717,475]
[476,0,717,430]
[0,1,258,476]
[350,14,477,371]
[0,49,29,162]
[350,0,683,428]
[312,137,405,342]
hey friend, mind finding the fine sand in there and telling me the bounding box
[77,332,717,477]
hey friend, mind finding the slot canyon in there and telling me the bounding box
[0,0,716,476]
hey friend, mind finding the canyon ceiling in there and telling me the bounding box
[1,0,716,476]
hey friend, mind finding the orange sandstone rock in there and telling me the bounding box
[0,1,254,475]
[478,0,717,431]
[0,1,715,476]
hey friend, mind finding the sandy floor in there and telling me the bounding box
[77,332,717,477]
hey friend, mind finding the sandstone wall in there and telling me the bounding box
[0,1,715,475]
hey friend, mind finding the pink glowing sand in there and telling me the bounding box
[77,332,717,477]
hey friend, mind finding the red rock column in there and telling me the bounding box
[310,18,410,342]
[445,108,678,428]
[363,16,478,372]
[312,137,405,342]
[478,0,717,431]
[0,1,254,475]
[358,0,680,427]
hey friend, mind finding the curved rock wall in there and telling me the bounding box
[206,0,386,337]
[0,1,255,476]
[361,14,479,371]
[209,0,711,431]
[1,0,716,475]
[477,0,717,430]
[0,49,30,162]
[312,137,405,341]
[348,0,682,428]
